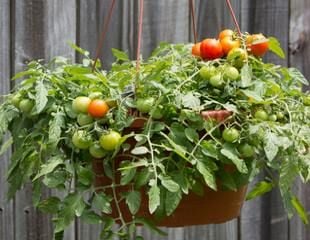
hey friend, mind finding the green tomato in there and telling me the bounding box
[72,96,91,113]
[209,74,224,88]
[199,66,217,80]
[254,109,268,121]
[89,143,106,158]
[223,66,239,80]
[19,99,34,113]
[151,105,163,119]
[303,96,310,106]
[276,112,285,120]
[77,114,93,126]
[136,97,155,113]
[227,47,248,68]
[222,127,240,143]
[72,130,92,149]
[99,131,122,151]
[239,143,255,158]
[268,114,277,122]
[88,92,103,100]
[11,93,22,108]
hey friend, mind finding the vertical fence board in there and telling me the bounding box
[0,1,14,240]
[289,1,310,239]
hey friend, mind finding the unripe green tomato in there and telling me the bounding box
[77,114,93,126]
[199,66,217,80]
[269,114,277,122]
[88,92,103,100]
[254,109,268,121]
[222,127,240,143]
[89,143,106,158]
[239,143,255,158]
[99,131,122,151]
[72,130,92,149]
[151,106,163,119]
[136,97,155,113]
[276,112,285,120]
[11,93,22,108]
[223,66,239,80]
[209,74,224,88]
[303,96,310,106]
[72,96,91,113]
[19,99,34,113]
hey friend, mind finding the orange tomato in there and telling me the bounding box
[88,99,109,118]
[220,36,240,55]
[219,29,234,40]
[192,42,201,57]
[246,34,269,57]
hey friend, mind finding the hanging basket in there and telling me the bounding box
[92,110,247,227]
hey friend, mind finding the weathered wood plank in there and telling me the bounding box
[0,1,15,240]
[13,0,77,239]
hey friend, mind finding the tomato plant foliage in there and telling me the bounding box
[0,36,309,239]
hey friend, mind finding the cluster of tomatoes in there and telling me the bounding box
[71,93,121,158]
[192,29,269,63]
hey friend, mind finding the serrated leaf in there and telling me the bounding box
[0,104,19,140]
[148,185,160,214]
[197,161,217,190]
[135,169,152,189]
[288,68,309,85]
[135,217,167,236]
[165,190,182,216]
[120,167,136,185]
[68,42,89,56]
[185,128,199,142]
[221,145,248,174]
[246,181,274,200]
[49,111,65,148]
[131,146,149,155]
[0,137,13,156]
[241,89,263,102]
[240,64,252,88]
[77,166,93,186]
[126,191,141,215]
[38,197,61,213]
[291,196,309,224]
[160,176,180,192]
[93,193,112,214]
[264,132,279,161]
[182,92,200,109]
[81,210,102,224]
[111,48,129,61]
[35,80,48,113]
[268,37,285,59]
[33,156,64,180]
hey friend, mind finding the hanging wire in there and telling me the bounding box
[189,0,198,43]
[92,0,116,72]
[136,0,144,72]
[225,0,242,36]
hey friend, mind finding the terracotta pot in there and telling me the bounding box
[92,110,247,227]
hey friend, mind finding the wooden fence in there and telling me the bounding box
[0,1,309,239]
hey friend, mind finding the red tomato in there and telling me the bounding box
[201,110,232,122]
[219,29,234,40]
[88,99,109,118]
[220,36,240,55]
[200,39,224,60]
[191,42,201,57]
[246,34,269,57]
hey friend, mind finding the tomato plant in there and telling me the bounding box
[72,130,92,149]
[11,93,22,108]
[222,127,240,143]
[72,96,91,113]
[200,38,223,60]
[88,91,103,100]
[239,143,255,158]
[199,66,217,80]
[88,99,109,118]
[19,99,34,113]
[254,109,268,121]
[89,143,106,158]
[247,34,269,57]
[209,74,224,88]
[77,113,93,126]
[223,66,239,80]
[136,97,155,113]
[99,130,121,151]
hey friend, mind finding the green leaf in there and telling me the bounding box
[135,217,167,236]
[0,137,13,156]
[80,210,103,224]
[246,181,274,200]
[264,132,279,161]
[185,128,199,143]
[126,190,141,215]
[221,145,248,174]
[268,37,285,59]
[241,89,263,102]
[288,68,309,85]
[160,176,180,192]
[148,185,160,214]
[33,156,64,181]
[0,104,19,140]
[48,111,65,148]
[77,166,93,186]
[38,197,61,213]
[35,80,48,113]
[120,166,136,185]
[291,196,309,224]
[196,161,217,190]
[93,192,112,214]
[135,169,152,189]
[182,92,201,109]
[111,48,129,61]
[240,64,252,88]
[68,42,89,56]
[165,190,182,216]
[131,146,149,155]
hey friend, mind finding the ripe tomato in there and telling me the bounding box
[77,114,93,126]
[227,47,248,68]
[136,97,155,113]
[191,42,201,57]
[209,74,224,88]
[223,66,239,80]
[72,96,91,113]
[89,143,106,158]
[239,143,255,158]
[200,38,224,60]
[88,92,103,100]
[19,99,34,113]
[222,127,239,143]
[220,36,240,55]
[199,66,217,80]
[246,34,269,57]
[254,109,268,121]
[72,130,91,149]
[219,29,234,40]
[99,131,121,151]
[88,99,109,118]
